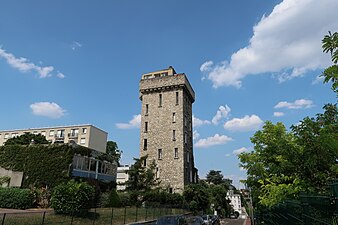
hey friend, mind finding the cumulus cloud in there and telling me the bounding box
[233,147,249,155]
[0,47,65,79]
[71,41,82,50]
[273,112,285,117]
[193,130,200,140]
[116,114,141,129]
[195,134,233,148]
[212,105,231,124]
[200,61,214,72]
[30,102,66,119]
[224,115,263,132]
[274,99,314,109]
[201,0,337,88]
[193,115,211,127]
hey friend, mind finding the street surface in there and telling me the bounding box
[221,218,245,225]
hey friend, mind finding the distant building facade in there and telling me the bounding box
[139,66,197,193]
[116,165,130,191]
[227,190,242,214]
[0,124,107,153]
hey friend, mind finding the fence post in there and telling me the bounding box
[145,207,148,221]
[123,207,127,224]
[1,213,6,225]
[41,211,46,225]
[135,206,138,222]
[70,211,74,225]
[110,207,114,225]
[92,207,96,225]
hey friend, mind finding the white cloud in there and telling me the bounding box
[274,99,314,109]
[202,0,337,88]
[200,61,214,72]
[233,147,249,155]
[195,134,233,148]
[225,153,231,157]
[273,111,285,117]
[212,105,231,125]
[30,102,66,119]
[56,72,65,79]
[71,41,82,50]
[193,115,211,127]
[224,115,263,132]
[193,130,200,140]
[116,114,141,129]
[0,47,64,78]
[312,75,324,85]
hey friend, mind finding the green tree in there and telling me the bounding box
[322,31,338,94]
[206,170,224,185]
[183,183,210,212]
[126,155,159,192]
[208,184,231,217]
[106,141,121,164]
[5,132,49,145]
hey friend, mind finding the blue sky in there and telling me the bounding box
[0,0,337,188]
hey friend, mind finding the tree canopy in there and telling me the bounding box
[322,31,338,94]
[106,141,121,164]
[4,132,49,145]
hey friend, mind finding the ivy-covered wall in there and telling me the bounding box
[0,144,91,188]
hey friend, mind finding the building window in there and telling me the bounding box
[176,92,179,105]
[143,159,147,167]
[145,104,149,115]
[56,130,65,138]
[184,116,187,127]
[82,128,87,134]
[143,139,147,150]
[49,130,54,137]
[159,94,162,107]
[156,167,160,179]
[174,148,178,159]
[41,131,46,136]
[70,129,79,137]
[80,138,86,144]
[4,133,9,139]
[144,122,148,133]
[186,152,190,163]
[158,149,162,160]
[184,133,187,144]
[172,113,176,123]
[33,131,38,134]
[172,130,176,141]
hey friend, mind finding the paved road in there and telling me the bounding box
[221,218,245,225]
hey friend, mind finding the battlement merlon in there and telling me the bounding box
[139,72,195,103]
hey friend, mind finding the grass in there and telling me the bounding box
[1,207,188,225]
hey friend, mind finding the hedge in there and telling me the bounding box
[0,187,33,209]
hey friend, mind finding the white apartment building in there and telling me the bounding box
[0,124,107,153]
[116,165,130,191]
[227,190,242,214]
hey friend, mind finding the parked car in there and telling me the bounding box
[201,215,212,225]
[156,215,188,225]
[210,215,220,225]
[186,216,206,225]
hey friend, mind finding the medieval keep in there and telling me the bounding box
[139,66,198,193]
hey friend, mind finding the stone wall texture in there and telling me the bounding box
[139,74,196,193]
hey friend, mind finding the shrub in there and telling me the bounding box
[118,192,132,206]
[51,180,95,215]
[0,187,33,209]
[109,189,121,207]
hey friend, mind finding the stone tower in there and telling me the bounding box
[139,66,197,193]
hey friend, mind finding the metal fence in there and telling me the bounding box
[0,206,188,225]
[255,182,338,225]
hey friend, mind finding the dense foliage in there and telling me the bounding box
[183,184,210,212]
[106,141,122,164]
[0,187,33,209]
[4,133,49,145]
[0,144,91,188]
[51,180,95,215]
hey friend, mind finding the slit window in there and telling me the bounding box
[143,139,148,150]
[173,130,176,141]
[176,92,179,105]
[144,122,148,133]
[174,148,178,159]
[159,94,162,107]
[172,113,176,123]
[158,149,162,160]
[145,104,149,115]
